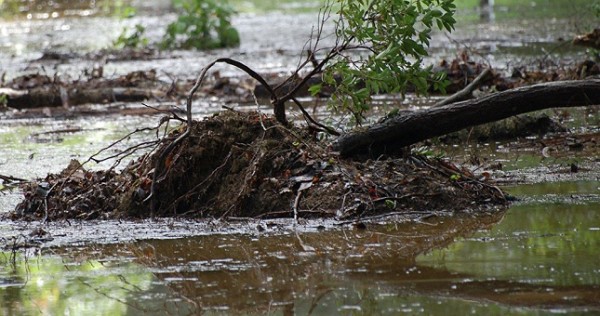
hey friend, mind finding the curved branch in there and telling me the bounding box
[145,58,277,211]
[214,58,277,100]
[184,58,277,129]
[291,97,340,136]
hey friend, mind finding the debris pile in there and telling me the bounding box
[10,111,507,221]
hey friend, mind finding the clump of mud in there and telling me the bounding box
[10,111,506,222]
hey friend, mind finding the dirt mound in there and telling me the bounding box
[10,111,507,221]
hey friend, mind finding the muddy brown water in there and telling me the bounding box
[1,1,600,315]
[1,193,599,315]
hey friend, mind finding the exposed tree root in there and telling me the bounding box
[9,110,507,222]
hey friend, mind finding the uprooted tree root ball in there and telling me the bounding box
[10,111,507,222]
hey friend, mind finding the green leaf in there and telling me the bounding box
[308,83,323,96]
[315,0,456,124]
[385,199,396,209]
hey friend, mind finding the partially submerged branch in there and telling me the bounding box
[334,79,600,156]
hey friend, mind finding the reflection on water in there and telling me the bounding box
[421,202,600,285]
[0,250,176,315]
[1,194,599,315]
[0,213,506,315]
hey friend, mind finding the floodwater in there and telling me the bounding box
[1,189,598,315]
[1,0,600,315]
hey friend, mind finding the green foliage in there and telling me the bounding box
[384,199,396,209]
[112,5,148,49]
[314,0,456,122]
[111,1,240,51]
[114,4,138,19]
[411,146,445,159]
[161,0,240,50]
[114,24,149,49]
[0,94,7,107]
[590,0,600,17]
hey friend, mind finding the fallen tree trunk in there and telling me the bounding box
[333,79,600,156]
[0,86,165,109]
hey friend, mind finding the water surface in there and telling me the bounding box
[1,1,599,315]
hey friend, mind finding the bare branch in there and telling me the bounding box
[434,68,493,107]
[291,97,340,136]
[146,57,277,210]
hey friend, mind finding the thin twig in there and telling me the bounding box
[251,92,267,131]
[275,4,332,94]
[87,126,160,164]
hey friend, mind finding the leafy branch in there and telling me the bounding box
[310,0,456,123]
